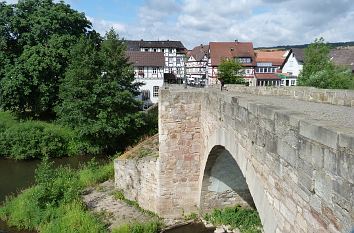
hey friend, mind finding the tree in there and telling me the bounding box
[298,37,354,89]
[0,0,93,117]
[55,30,145,154]
[218,59,245,84]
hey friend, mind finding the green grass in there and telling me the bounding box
[0,158,114,232]
[112,221,162,233]
[204,205,262,233]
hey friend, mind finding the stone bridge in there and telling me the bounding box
[115,86,354,233]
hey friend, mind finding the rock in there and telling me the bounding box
[214,227,226,233]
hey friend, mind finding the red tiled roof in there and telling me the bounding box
[255,73,281,80]
[126,51,165,67]
[209,42,256,66]
[255,50,287,66]
[189,44,209,61]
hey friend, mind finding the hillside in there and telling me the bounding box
[256,41,354,50]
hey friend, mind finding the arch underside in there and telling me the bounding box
[200,145,255,212]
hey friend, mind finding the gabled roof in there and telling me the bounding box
[330,47,354,71]
[255,50,287,66]
[291,48,305,62]
[280,48,304,69]
[189,44,209,61]
[126,51,165,67]
[124,40,186,51]
[209,42,256,66]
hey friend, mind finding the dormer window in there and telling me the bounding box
[238,57,252,63]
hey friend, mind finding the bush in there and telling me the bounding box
[0,111,90,159]
[204,206,262,233]
[112,221,162,233]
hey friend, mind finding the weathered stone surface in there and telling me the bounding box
[114,86,354,233]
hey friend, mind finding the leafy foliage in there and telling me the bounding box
[298,38,354,89]
[0,158,114,231]
[218,59,245,84]
[0,111,88,159]
[112,221,162,233]
[0,0,94,117]
[204,205,262,233]
[56,30,145,155]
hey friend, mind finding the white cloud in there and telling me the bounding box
[87,16,126,36]
[124,0,354,49]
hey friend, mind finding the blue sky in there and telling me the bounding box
[7,0,354,49]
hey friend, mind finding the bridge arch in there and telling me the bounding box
[198,127,278,233]
[199,145,255,212]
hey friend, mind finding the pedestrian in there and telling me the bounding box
[220,79,224,91]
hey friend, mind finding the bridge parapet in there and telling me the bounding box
[225,85,354,107]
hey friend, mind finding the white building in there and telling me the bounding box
[126,51,165,104]
[186,44,209,85]
[125,40,186,83]
[280,48,304,86]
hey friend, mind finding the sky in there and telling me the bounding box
[6,0,354,49]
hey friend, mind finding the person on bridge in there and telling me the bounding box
[220,78,225,91]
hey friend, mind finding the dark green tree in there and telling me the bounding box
[0,0,93,117]
[56,30,145,154]
[218,59,245,84]
[298,37,354,89]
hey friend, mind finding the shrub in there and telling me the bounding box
[204,206,262,233]
[0,111,88,159]
[112,221,162,233]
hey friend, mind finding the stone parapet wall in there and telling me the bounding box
[114,156,159,213]
[224,85,354,107]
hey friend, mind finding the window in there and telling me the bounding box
[169,68,173,73]
[169,48,173,53]
[176,58,181,65]
[238,57,251,63]
[153,67,157,74]
[138,67,144,76]
[162,49,165,53]
[177,67,181,74]
[144,48,148,52]
[153,48,157,52]
[153,86,159,97]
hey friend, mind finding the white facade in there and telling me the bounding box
[282,52,303,76]
[133,66,164,104]
[139,47,185,79]
[185,55,208,84]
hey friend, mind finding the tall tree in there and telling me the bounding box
[0,0,94,117]
[218,59,245,84]
[56,30,144,154]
